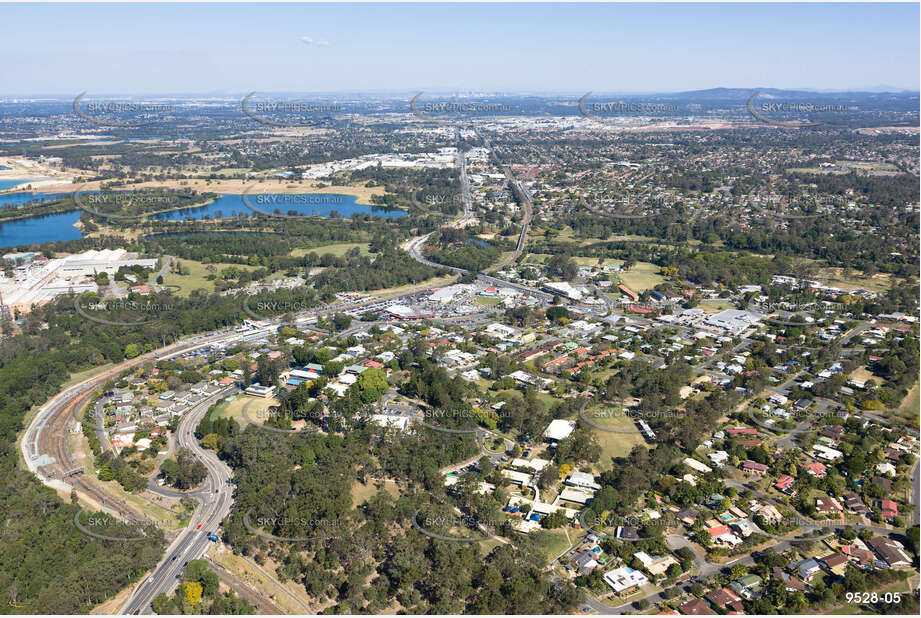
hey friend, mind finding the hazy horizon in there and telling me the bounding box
[4,86,921,98]
[1,3,918,94]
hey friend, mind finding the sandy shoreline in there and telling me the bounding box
[1,174,386,205]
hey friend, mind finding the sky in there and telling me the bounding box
[1,2,918,95]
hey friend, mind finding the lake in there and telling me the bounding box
[0,179,27,191]
[0,191,405,249]
[149,193,405,221]
[0,210,83,248]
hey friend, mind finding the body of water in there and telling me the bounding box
[149,193,405,221]
[0,210,83,248]
[0,191,404,248]
[0,179,28,191]
[0,192,67,208]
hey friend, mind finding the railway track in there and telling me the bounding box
[43,388,138,518]
[24,330,243,519]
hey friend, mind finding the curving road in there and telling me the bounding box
[121,388,236,614]
[404,131,551,304]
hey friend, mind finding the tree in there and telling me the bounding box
[547,254,578,281]
[541,511,569,529]
[161,447,207,489]
[354,368,389,404]
[184,560,220,597]
[183,581,203,606]
[151,593,176,614]
[332,313,352,331]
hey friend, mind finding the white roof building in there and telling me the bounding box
[558,487,595,504]
[703,309,762,334]
[684,457,713,473]
[371,414,408,431]
[502,469,533,485]
[603,566,649,594]
[543,419,576,441]
[542,280,583,300]
[876,462,897,476]
[812,444,843,461]
[565,471,601,490]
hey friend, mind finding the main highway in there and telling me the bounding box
[22,275,494,613]
[21,328,260,520]
[405,129,548,301]
[25,127,542,614]
[480,133,532,271]
[121,387,236,614]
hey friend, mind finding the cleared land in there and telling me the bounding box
[814,267,896,294]
[584,405,648,466]
[208,546,316,614]
[533,529,574,564]
[351,480,401,508]
[523,255,664,291]
[13,176,388,205]
[894,383,919,425]
[290,242,370,258]
[160,260,258,296]
[211,394,280,425]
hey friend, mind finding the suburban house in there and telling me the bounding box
[792,558,822,581]
[705,587,743,613]
[867,537,912,568]
[820,553,849,576]
[771,567,806,592]
[633,551,678,576]
[804,461,827,478]
[730,574,763,600]
[678,598,715,615]
[815,496,843,515]
[774,474,796,494]
[741,460,768,475]
[880,499,899,521]
[603,566,649,597]
[842,492,870,515]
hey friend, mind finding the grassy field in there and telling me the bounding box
[515,254,664,290]
[365,273,457,298]
[533,529,576,564]
[612,261,665,291]
[814,267,895,294]
[350,479,401,508]
[290,242,370,258]
[161,259,258,296]
[208,547,315,614]
[209,167,251,177]
[494,388,560,412]
[698,300,736,313]
[523,253,552,264]
[475,296,504,307]
[848,367,875,383]
[211,394,280,425]
[894,383,919,424]
[584,404,648,467]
